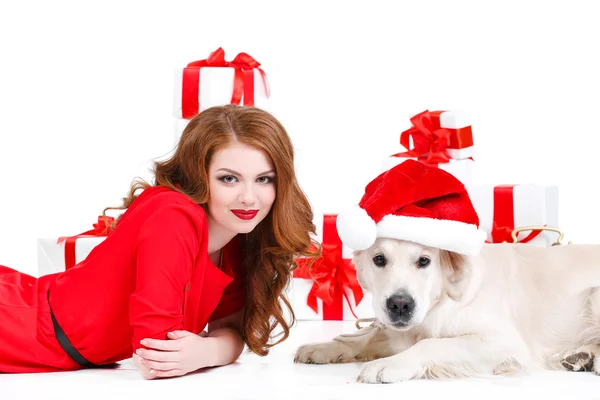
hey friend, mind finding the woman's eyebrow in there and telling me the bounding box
[217,168,275,175]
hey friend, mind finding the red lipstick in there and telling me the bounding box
[231,209,259,220]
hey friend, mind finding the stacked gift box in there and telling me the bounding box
[381,110,475,187]
[172,47,271,143]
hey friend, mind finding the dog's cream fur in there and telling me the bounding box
[294,239,600,383]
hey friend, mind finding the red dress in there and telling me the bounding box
[0,186,246,373]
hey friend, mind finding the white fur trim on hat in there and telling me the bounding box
[336,205,377,251]
[376,214,487,256]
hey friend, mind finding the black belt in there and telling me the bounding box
[47,290,99,368]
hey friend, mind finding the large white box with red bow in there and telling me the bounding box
[288,214,376,321]
[173,47,270,143]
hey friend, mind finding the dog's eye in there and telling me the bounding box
[417,256,431,268]
[372,254,387,267]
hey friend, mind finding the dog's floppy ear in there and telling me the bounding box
[439,250,471,301]
[351,250,371,291]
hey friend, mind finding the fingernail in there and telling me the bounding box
[140,340,147,345]
[136,349,142,355]
[150,369,155,374]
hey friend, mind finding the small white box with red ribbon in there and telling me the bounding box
[37,216,113,276]
[288,214,376,321]
[467,184,560,247]
[382,109,475,187]
[173,47,270,142]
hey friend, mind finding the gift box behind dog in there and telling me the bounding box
[289,213,376,321]
[382,109,475,187]
[467,184,559,247]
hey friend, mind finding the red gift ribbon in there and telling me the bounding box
[392,110,474,164]
[181,47,270,119]
[293,215,364,320]
[57,216,115,270]
[487,185,543,244]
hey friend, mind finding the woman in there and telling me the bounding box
[0,105,318,379]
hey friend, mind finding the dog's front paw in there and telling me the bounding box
[560,345,598,372]
[294,341,354,364]
[357,358,417,383]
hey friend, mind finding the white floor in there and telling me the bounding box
[2,320,600,400]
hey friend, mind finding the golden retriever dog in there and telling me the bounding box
[294,239,600,383]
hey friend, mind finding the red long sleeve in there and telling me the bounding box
[129,204,200,352]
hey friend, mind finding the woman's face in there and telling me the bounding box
[207,141,277,235]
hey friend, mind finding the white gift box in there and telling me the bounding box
[467,184,559,247]
[433,110,474,160]
[288,213,376,321]
[382,156,474,188]
[173,66,270,119]
[393,109,475,160]
[37,237,105,277]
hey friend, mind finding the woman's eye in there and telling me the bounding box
[219,175,237,183]
[417,256,431,268]
[372,254,387,267]
[257,176,274,184]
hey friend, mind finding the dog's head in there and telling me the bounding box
[353,237,471,331]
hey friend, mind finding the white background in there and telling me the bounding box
[1,0,599,277]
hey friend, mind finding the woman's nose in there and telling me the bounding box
[238,184,256,205]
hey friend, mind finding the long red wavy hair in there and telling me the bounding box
[104,105,319,355]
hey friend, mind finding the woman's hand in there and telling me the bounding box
[132,352,156,380]
[134,330,213,379]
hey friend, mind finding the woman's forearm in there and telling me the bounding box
[206,327,245,367]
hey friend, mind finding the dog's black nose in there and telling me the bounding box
[386,293,415,321]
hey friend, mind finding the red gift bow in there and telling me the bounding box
[57,216,115,270]
[487,185,543,244]
[181,47,270,119]
[392,110,474,165]
[293,215,364,320]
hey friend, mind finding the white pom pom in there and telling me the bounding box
[336,205,377,250]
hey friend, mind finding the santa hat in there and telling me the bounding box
[336,159,486,256]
